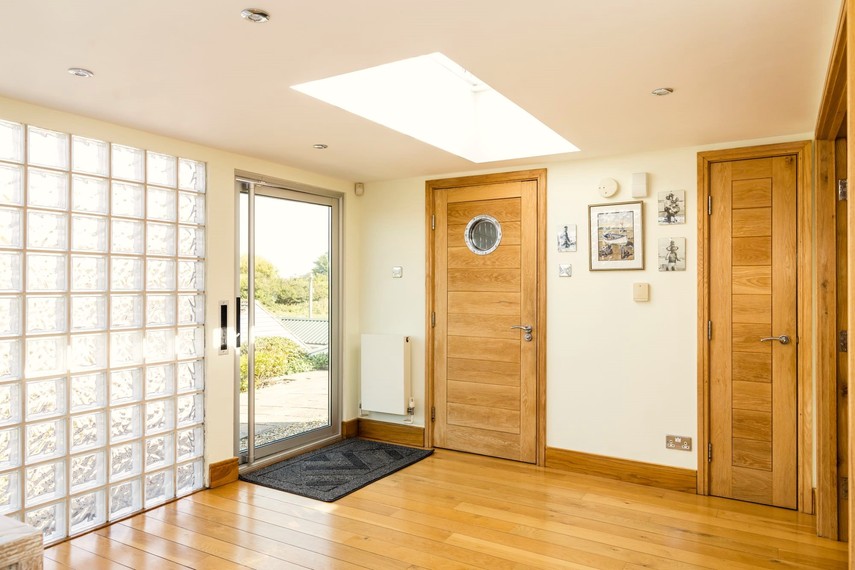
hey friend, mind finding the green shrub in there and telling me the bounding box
[308,352,329,371]
[239,337,312,392]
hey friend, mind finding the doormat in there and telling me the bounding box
[239,438,433,502]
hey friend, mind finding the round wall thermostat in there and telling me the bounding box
[597,178,619,198]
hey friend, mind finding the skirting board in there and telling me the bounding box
[358,418,425,447]
[208,457,239,488]
[342,418,359,439]
[546,447,697,494]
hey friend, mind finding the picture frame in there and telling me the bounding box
[658,237,686,271]
[588,201,644,270]
[557,224,577,252]
[657,190,686,225]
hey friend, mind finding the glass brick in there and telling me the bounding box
[111,144,144,182]
[25,462,64,506]
[176,393,203,427]
[109,441,141,479]
[0,296,22,336]
[147,187,175,221]
[110,406,141,444]
[109,368,142,405]
[71,255,107,292]
[25,337,66,378]
[0,252,22,293]
[0,427,20,469]
[25,378,65,419]
[70,451,106,493]
[146,222,176,256]
[177,360,204,393]
[70,372,106,412]
[26,296,66,335]
[145,399,173,436]
[111,218,144,254]
[0,163,24,205]
[26,501,66,543]
[69,489,106,535]
[69,333,107,372]
[27,168,68,210]
[146,294,175,327]
[0,470,20,514]
[176,460,202,496]
[176,426,203,461]
[177,294,204,325]
[146,259,175,291]
[26,253,67,292]
[145,434,174,470]
[111,181,144,218]
[145,364,174,398]
[71,136,109,176]
[71,214,108,252]
[110,294,143,329]
[178,192,205,225]
[70,412,106,452]
[176,327,204,360]
[71,174,109,214]
[28,126,69,170]
[0,340,21,381]
[27,210,68,250]
[178,159,206,192]
[25,419,65,462]
[147,152,177,188]
[144,469,173,508]
[109,331,143,367]
[0,207,22,248]
[0,120,24,163]
[109,479,140,520]
[144,329,174,363]
[70,295,107,331]
[177,226,205,258]
[111,257,143,292]
[0,382,20,426]
[177,261,204,291]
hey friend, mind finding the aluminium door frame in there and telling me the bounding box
[696,141,813,513]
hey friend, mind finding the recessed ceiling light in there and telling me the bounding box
[313,144,328,150]
[240,9,270,23]
[651,87,674,96]
[67,68,94,78]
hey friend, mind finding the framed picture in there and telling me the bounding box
[557,224,577,252]
[658,237,686,271]
[658,190,686,224]
[589,201,644,270]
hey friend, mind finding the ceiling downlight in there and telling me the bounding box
[240,9,270,23]
[67,68,94,78]
[651,87,674,96]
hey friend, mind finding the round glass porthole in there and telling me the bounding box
[464,215,502,255]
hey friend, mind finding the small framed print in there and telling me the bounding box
[557,224,577,252]
[588,201,644,271]
[658,237,686,271]
[658,190,686,224]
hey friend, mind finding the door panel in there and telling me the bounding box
[709,156,798,509]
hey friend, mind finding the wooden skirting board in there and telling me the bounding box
[546,447,697,494]
[208,457,239,488]
[341,418,359,439]
[358,418,425,447]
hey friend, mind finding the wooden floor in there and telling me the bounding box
[44,449,847,569]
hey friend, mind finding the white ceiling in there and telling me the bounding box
[0,1,841,182]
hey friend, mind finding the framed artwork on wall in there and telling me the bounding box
[588,201,644,270]
[658,237,686,271]
[557,224,577,252]
[658,190,686,224]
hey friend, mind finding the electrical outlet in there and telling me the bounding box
[666,435,692,451]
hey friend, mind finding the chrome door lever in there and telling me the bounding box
[760,335,791,345]
[511,325,533,342]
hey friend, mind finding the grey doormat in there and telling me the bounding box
[239,438,433,502]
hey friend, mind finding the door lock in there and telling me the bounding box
[511,325,533,342]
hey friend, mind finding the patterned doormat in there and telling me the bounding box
[239,438,433,502]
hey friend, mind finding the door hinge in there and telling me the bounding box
[841,476,850,501]
[839,179,848,201]
[707,321,712,341]
[431,406,436,422]
[707,442,712,463]
[431,214,435,230]
[431,312,436,328]
[840,330,848,353]
[707,196,712,215]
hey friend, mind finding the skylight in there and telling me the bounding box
[291,53,579,163]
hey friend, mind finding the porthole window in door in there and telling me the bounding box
[464,215,502,255]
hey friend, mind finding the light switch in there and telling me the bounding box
[392,266,403,278]
[633,282,649,302]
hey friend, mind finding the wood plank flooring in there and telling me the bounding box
[45,449,847,569]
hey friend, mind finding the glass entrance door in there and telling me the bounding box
[237,180,339,464]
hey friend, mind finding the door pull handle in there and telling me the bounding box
[760,335,790,345]
[511,325,533,342]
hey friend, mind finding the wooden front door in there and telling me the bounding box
[709,156,798,508]
[429,171,543,463]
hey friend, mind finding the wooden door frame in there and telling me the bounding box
[425,169,548,465]
[696,141,813,513]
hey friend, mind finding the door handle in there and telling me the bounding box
[760,335,791,345]
[511,325,533,342]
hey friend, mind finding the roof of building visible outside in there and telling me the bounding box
[279,317,329,347]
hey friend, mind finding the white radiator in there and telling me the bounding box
[360,334,411,415]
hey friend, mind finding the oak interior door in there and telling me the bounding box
[709,156,798,508]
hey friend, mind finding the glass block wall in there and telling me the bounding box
[0,120,206,544]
